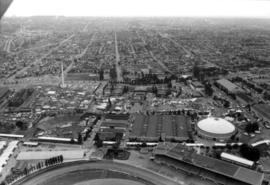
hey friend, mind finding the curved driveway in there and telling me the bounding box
[15,161,180,185]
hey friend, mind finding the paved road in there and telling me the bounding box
[16,161,180,185]
[114,32,123,82]
[3,38,12,53]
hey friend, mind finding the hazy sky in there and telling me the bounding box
[5,0,270,17]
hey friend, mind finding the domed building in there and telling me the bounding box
[196,117,236,141]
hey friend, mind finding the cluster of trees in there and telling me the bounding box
[94,133,103,148]
[151,85,158,95]
[8,88,34,107]
[77,133,83,144]
[127,74,177,85]
[144,109,198,121]
[213,95,230,108]
[122,86,129,94]
[245,122,259,133]
[45,155,64,166]
[263,91,270,101]
[83,127,92,141]
[15,121,28,130]
[0,121,15,133]
[4,155,64,185]
[240,144,260,161]
[204,82,214,96]
[193,65,204,81]
[109,66,117,80]
[99,69,104,80]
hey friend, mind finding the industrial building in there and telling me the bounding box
[130,114,191,141]
[216,78,244,94]
[251,104,270,123]
[98,114,130,141]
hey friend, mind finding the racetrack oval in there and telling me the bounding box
[14,161,180,185]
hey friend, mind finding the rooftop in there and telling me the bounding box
[216,78,244,93]
[197,117,235,135]
[17,150,85,161]
[252,104,270,121]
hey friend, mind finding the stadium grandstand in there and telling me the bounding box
[153,143,264,185]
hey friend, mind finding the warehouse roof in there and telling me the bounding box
[252,104,270,121]
[216,79,244,93]
[0,133,24,138]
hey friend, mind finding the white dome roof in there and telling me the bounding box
[197,117,235,135]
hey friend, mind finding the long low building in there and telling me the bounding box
[0,133,24,139]
[98,117,130,140]
[130,114,191,141]
[216,78,244,94]
[221,152,254,168]
[35,136,78,143]
[252,104,270,123]
[17,150,85,161]
[153,143,264,185]
[100,119,129,129]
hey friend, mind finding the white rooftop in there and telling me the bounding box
[197,117,235,135]
[221,152,254,166]
[17,150,85,161]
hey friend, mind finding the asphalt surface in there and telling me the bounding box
[114,32,123,82]
[15,161,180,185]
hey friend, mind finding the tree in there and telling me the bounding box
[99,69,104,80]
[77,133,83,144]
[205,83,213,96]
[15,121,27,130]
[94,134,103,148]
[60,155,64,163]
[240,144,261,161]
[158,135,164,142]
[245,122,259,133]
[193,64,199,79]
[223,100,230,108]
[152,85,158,95]
[23,167,28,175]
[70,138,75,144]
[141,142,147,147]
[167,81,172,88]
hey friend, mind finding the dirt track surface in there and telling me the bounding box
[15,161,180,185]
